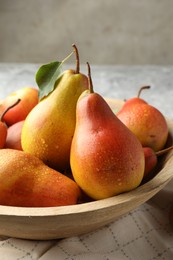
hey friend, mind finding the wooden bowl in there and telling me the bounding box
[0,100,173,240]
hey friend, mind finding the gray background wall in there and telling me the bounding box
[1,0,173,65]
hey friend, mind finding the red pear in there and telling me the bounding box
[0,99,21,149]
[5,120,24,150]
[70,63,145,200]
[117,86,168,152]
[0,87,38,126]
[143,145,173,178]
[0,121,7,149]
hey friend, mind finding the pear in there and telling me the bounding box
[117,86,168,152]
[0,99,21,149]
[5,120,24,150]
[0,149,81,207]
[0,116,7,149]
[143,145,173,178]
[0,87,38,126]
[21,45,88,172]
[70,63,145,200]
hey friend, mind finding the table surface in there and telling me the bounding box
[0,63,173,260]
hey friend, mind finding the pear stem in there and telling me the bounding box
[155,145,173,157]
[87,62,94,93]
[0,99,21,122]
[72,44,80,74]
[137,86,150,98]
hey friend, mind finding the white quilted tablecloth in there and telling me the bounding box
[0,64,173,260]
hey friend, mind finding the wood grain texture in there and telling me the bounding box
[0,101,172,240]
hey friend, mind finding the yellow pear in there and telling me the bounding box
[21,45,88,172]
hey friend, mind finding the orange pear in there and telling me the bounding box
[0,99,21,149]
[0,149,81,207]
[0,119,7,149]
[0,87,38,126]
[70,63,145,200]
[117,86,168,151]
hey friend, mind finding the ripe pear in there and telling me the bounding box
[0,149,81,207]
[70,63,145,200]
[117,86,168,152]
[0,87,38,126]
[5,120,24,150]
[0,99,21,149]
[21,45,88,172]
[0,117,7,149]
[143,145,173,178]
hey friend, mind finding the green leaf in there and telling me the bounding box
[35,50,74,100]
[36,61,63,100]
